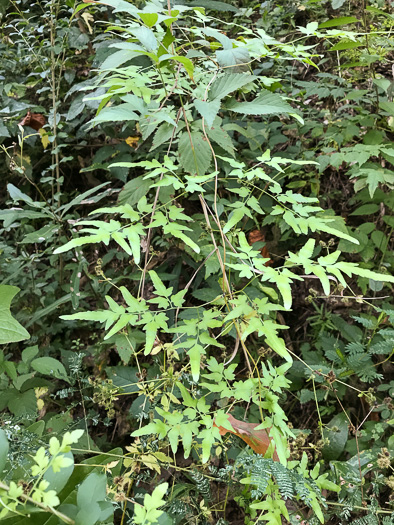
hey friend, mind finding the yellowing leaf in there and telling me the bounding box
[125,136,140,148]
[39,128,50,149]
[81,12,94,33]
[140,454,161,473]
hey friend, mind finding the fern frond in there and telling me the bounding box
[189,469,211,501]
[350,514,379,525]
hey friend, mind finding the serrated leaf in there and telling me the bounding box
[209,73,255,100]
[346,266,394,283]
[216,47,250,68]
[168,56,194,79]
[223,207,250,233]
[163,222,200,253]
[319,16,358,27]
[188,0,238,11]
[131,26,158,52]
[118,176,151,206]
[298,239,315,261]
[194,99,221,128]
[329,40,363,51]
[150,122,178,151]
[207,122,235,156]
[91,104,139,127]
[227,90,293,115]
[54,232,109,254]
[311,265,330,296]
[178,132,212,175]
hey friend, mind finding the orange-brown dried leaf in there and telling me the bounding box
[214,414,279,461]
[248,230,265,244]
[19,111,46,131]
[248,230,272,266]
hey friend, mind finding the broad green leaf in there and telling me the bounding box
[178,132,212,175]
[94,0,138,15]
[100,49,142,70]
[118,176,151,206]
[22,345,39,363]
[115,334,133,364]
[322,413,348,460]
[350,204,379,216]
[91,103,139,126]
[75,505,101,525]
[8,389,37,416]
[207,122,235,156]
[151,122,181,151]
[21,224,60,244]
[167,56,194,79]
[7,183,34,205]
[188,0,238,11]
[131,26,158,52]
[0,429,9,474]
[319,16,358,27]
[0,285,30,344]
[379,100,394,116]
[0,122,10,138]
[138,12,158,27]
[203,27,233,49]
[216,47,250,68]
[77,472,107,508]
[31,357,69,382]
[227,90,293,115]
[194,99,221,128]
[44,451,74,493]
[329,41,362,51]
[209,73,255,100]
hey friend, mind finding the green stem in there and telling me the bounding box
[0,481,75,525]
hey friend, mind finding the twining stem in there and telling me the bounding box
[49,1,61,205]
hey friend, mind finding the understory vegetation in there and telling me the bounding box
[0,0,393,523]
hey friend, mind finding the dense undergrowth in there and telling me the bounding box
[0,0,393,524]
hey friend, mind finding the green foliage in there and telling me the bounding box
[0,0,393,524]
[0,285,30,344]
